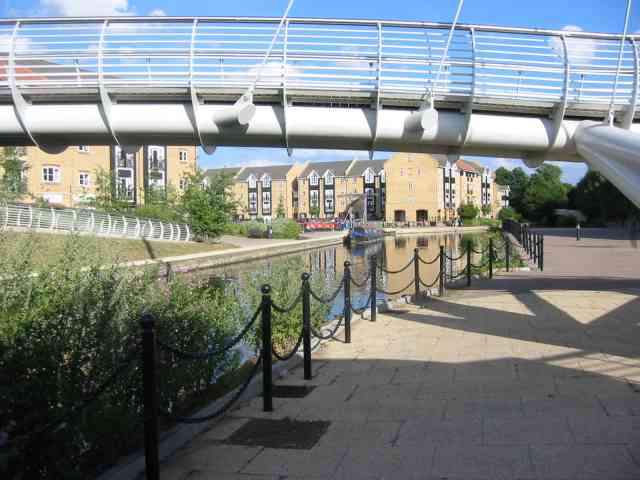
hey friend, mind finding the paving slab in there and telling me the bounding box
[160,228,640,480]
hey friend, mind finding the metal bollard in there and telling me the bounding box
[413,247,420,300]
[539,236,544,271]
[439,245,445,297]
[466,246,472,287]
[141,314,160,480]
[301,273,312,380]
[576,223,581,241]
[532,233,537,264]
[261,285,273,412]
[489,238,493,279]
[370,256,377,322]
[505,238,511,272]
[344,261,352,344]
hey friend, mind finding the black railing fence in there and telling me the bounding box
[12,226,540,480]
[502,219,544,271]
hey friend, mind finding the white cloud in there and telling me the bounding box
[149,8,166,16]
[39,0,135,16]
[551,25,597,65]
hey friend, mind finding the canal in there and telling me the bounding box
[197,230,490,319]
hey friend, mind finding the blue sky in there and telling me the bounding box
[4,0,639,183]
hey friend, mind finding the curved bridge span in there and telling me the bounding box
[1,16,640,203]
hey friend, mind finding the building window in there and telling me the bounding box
[309,171,319,186]
[262,174,271,189]
[324,194,334,213]
[77,145,90,153]
[262,191,271,213]
[409,182,415,192]
[324,171,334,186]
[79,172,90,187]
[248,175,257,189]
[179,178,188,190]
[148,147,165,171]
[249,191,258,213]
[310,190,320,208]
[400,168,405,177]
[379,170,385,183]
[363,168,375,184]
[42,166,60,183]
[179,150,189,162]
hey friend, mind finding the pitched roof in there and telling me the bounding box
[299,160,354,178]
[456,158,484,173]
[236,164,293,181]
[348,159,386,176]
[204,167,243,178]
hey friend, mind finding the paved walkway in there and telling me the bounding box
[162,228,640,480]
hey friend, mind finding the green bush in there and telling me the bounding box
[0,233,244,478]
[271,219,301,239]
[497,206,519,222]
[241,257,332,352]
[554,215,578,227]
[458,203,479,224]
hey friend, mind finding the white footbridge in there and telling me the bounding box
[1,16,640,204]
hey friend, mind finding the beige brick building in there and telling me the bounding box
[206,154,506,223]
[7,145,197,208]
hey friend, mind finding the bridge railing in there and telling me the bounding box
[1,17,638,115]
[0,202,192,242]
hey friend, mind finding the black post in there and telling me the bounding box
[301,273,312,380]
[576,223,581,241]
[505,238,511,272]
[532,233,537,264]
[539,236,544,271]
[261,284,273,412]
[140,314,159,480]
[439,245,445,297]
[344,261,351,344]
[489,238,494,279]
[413,247,420,300]
[466,246,472,287]
[370,256,377,322]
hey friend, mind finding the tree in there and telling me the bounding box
[276,196,286,218]
[495,166,530,219]
[572,170,639,223]
[497,206,519,221]
[523,164,568,222]
[180,169,237,238]
[457,203,479,224]
[309,205,320,218]
[0,147,28,202]
[481,204,492,216]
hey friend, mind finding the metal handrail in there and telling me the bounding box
[0,202,192,242]
[2,16,638,114]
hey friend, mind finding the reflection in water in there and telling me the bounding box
[198,233,485,318]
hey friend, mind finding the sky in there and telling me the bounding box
[3,0,640,184]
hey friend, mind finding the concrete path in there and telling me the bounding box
[161,228,640,480]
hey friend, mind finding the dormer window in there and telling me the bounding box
[262,174,271,189]
[248,175,257,189]
[363,168,375,184]
[324,171,334,186]
[309,171,319,186]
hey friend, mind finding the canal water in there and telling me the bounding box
[199,231,488,318]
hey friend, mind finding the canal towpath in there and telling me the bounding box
[152,227,640,480]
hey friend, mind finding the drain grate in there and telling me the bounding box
[224,418,330,450]
[272,384,316,398]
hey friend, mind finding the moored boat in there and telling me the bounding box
[344,225,385,246]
